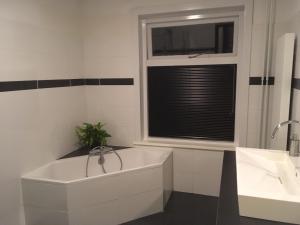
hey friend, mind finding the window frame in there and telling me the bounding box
[140,10,245,147]
[147,16,239,60]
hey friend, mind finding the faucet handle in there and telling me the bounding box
[89,146,101,155]
[100,146,113,153]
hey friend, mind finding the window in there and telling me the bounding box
[151,22,234,56]
[148,65,236,141]
[141,11,241,143]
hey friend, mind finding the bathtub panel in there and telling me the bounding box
[22,179,67,210]
[163,152,173,206]
[118,188,164,224]
[117,167,162,198]
[24,206,68,225]
[67,175,119,210]
[22,147,173,225]
[68,200,119,225]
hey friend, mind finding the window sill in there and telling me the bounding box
[134,138,235,152]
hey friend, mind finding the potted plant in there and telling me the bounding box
[76,122,111,149]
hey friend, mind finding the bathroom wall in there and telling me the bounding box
[0,0,274,224]
[172,148,224,197]
[273,0,300,135]
[82,0,249,147]
[246,0,270,148]
[82,0,248,197]
[82,0,270,149]
[0,1,85,225]
[246,0,300,149]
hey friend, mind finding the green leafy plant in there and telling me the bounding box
[76,122,111,148]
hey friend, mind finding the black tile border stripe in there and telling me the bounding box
[0,78,134,92]
[267,76,275,85]
[38,79,70,89]
[0,80,37,92]
[249,77,262,85]
[71,79,85,86]
[249,76,275,85]
[85,79,100,85]
[100,78,134,85]
[293,78,300,90]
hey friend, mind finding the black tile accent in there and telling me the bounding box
[70,79,85,86]
[292,78,300,90]
[249,76,275,85]
[100,78,134,85]
[38,79,70,89]
[122,191,218,225]
[0,80,37,92]
[85,78,100,85]
[267,76,275,85]
[0,77,134,92]
[249,77,262,85]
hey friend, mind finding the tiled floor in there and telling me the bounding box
[121,191,218,225]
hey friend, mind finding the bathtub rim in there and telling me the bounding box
[22,147,173,184]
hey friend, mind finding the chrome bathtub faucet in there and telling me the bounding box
[89,146,113,155]
[271,120,300,157]
[86,146,123,177]
[89,146,113,165]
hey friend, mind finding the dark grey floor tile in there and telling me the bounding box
[121,191,218,225]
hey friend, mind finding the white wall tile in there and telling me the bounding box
[193,150,224,196]
[266,0,300,145]
[173,148,195,173]
[0,1,85,225]
[173,149,223,197]
[37,87,86,160]
[247,86,264,148]
[245,0,269,149]
[173,171,194,193]
[250,23,267,76]
[291,89,300,135]
[85,86,138,146]
[253,0,268,25]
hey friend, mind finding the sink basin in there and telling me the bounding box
[236,147,300,224]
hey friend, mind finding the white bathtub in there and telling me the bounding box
[22,146,173,225]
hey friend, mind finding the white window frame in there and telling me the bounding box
[147,16,239,60]
[140,10,246,148]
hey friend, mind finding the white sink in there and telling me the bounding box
[236,147,300,224]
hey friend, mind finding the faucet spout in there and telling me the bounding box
[271,120,299,139]
[271,120,300,157]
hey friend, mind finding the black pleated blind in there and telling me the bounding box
[148,65,236,141]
